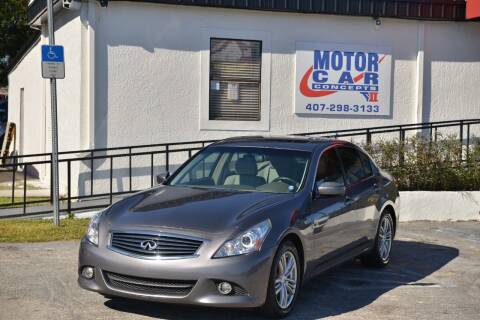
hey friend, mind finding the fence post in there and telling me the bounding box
[90,151,94,196]
[366,129,372,145]
[109,156,113,205]
[150,153,154,188]
[459,120,464,161]
[50,155,53,204]
[67,160,71,215]
[129,147,132,192]
[459,120,464,144]
[466,123,471,161]
[23,165,27,215]
[11,166,15,205]
[399,128,405,166]
[165,145,169,173]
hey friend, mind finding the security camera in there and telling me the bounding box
[63,0,81,10]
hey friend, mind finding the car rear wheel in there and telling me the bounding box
[261,241,301,318]
[361,211,394,267]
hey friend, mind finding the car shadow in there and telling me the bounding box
[104,240,459,319]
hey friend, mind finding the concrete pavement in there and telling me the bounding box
[0,221,479,320]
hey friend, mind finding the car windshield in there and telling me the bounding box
[168,146,311,193]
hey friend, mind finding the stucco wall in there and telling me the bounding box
[8,41,45,160]
[8,9,86,192]
[8,1,480,197]
[94,3,423,149]
[423,21,480,124]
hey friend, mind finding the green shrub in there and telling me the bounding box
[362,135,480,191]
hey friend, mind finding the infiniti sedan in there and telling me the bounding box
[78,136,399,317]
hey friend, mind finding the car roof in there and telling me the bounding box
[211,135,349,152]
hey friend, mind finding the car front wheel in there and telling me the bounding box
[261,241,301,318]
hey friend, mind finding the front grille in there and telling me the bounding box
[110,232,203,258]
[103,271,196,297]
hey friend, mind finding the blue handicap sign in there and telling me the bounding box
[41,45,64,63]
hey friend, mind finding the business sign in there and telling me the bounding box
[41,45,65,79]
[295,42,392,117]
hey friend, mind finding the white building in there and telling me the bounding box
[7,0,480,196]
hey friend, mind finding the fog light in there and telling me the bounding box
[217,281,233,295]
[81,266,94,279]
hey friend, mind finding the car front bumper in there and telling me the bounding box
[78,238,275,308]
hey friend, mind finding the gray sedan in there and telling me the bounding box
[78,136,399,318]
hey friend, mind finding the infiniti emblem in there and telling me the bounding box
[140,240,158,251]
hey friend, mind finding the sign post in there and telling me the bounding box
[43,0,62,226]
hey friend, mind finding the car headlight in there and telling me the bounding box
[214,219,272,258]
[85,209,106,246]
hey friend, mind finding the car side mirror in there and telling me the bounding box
[316,181,346,197]
[156,172,170,185]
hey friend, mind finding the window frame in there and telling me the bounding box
[208,37,263,122]
[200,28,271,131]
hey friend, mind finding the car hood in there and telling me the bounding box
[103,185,290,236]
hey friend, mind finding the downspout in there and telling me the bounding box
[81,0,96,149]
[414,21,425,125]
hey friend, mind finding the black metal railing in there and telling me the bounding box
[1,118,479,218]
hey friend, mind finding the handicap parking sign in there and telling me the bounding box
[41,45,65,79]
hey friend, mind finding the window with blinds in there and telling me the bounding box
[209,38,262,121]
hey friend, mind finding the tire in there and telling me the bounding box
[361,211,395,267]
[261,241,301,318]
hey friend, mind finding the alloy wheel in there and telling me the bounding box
[378,215,393,261]
[274,250,298,309]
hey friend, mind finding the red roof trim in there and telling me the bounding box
[466,0,480,19]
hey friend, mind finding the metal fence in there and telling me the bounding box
[1,118,479,218]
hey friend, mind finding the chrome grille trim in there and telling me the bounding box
[108,230,204,260]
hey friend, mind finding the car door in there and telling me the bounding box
[305,147,353,267]
[357,149,382,239]
[336,146,380,244]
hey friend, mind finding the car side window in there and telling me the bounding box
[358,151,373,177]
[316,148,345,185]
[336,147,367,185]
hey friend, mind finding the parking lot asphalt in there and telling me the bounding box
[0,221,479,320]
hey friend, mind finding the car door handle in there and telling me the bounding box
[313,215,329,228]
[345,196,355,206]
[372,183,380,192]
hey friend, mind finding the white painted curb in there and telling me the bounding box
[41,192,480,223]
[399,191,480,222]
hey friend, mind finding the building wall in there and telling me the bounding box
[94,3,423,148]
[8,41,45,160]
[88,3,480,196]
[8,9,87,193]
[423,21,480,123]
[8,1,480,197]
